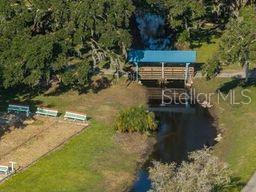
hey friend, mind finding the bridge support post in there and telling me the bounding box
[160,88,166,107]
[161,62,165,81]
[185,95,190,108]
[185,63,190,86]
[135,62,139,81]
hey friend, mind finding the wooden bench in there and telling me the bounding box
[7,104,30,117]
[64,112,87,122]
[36,108,58,117]
[0,166,10,175]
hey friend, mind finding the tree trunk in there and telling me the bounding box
[243,60,249,82]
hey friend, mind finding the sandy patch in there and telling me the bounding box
[0,116,87,170]
[116,132,156,162]
[102,170,132,192]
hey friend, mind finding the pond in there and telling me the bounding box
[130,99,217,192]
[129,8,217,191]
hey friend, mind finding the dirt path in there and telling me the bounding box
[0,116,87,169]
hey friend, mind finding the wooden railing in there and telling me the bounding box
[138,67,194,81]
[146,88,189,100]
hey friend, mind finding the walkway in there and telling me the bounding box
[195,70,256,79]
[242,172,256,192]
[194,71,245,78]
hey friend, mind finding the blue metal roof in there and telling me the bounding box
[128,50,197,63]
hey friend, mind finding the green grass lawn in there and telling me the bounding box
[194,37,256,190]
[1,37,255,191]
[194,78,256,191]
[195,36,245,72]
[0,81,150,192]
[195,38,220,64]
[0,121,139,192]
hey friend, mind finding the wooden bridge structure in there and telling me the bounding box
[128,50,197,87]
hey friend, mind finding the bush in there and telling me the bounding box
[203,53,221,79]
[149,148,232,192]
[175,31,191,50]
[114,105,157,133]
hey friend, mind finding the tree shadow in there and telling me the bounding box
[225,176,246,191]
[0,86,46,140]
[217,78,256,94]
[90,76,112,94]
[43,84,86,97]
[0,87,45,113]
[0,113,37,140]
[217,78,242,94]
[190,27,222,49]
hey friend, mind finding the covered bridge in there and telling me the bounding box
[128,50,197,87]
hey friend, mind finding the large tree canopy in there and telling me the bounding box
[145,0,256,48]
[205,5,256,78]
[0,0,135,89]
[1,0,255,89]
[219,6,256,65]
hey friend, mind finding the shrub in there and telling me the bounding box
[149,148,232,192]
[203,53,221,79]
[175,31,191,50]
[114,105,157,133]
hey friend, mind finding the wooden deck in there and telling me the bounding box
[147,88,189,100]
[135,66,195,86]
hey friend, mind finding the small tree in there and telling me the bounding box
[114,106,157,133]
[149,148,231,192]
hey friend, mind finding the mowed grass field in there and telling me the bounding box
[195,37,220,64]
[194,78,256,190]
[194,38,256,190]
[0,80,152,192]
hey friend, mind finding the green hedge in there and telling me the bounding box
[114,106,157,133]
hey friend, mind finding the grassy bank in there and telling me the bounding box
[0,81,154,192]
[194,37,256,188]
[194,78,256,190]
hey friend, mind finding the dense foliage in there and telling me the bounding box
[145,0,256,48]
[149,148,232,192]
[0,0,134,89]
[114,105,157,133]
[1,1,255,89]
[205,5,256,78]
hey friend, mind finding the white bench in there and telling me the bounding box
[64,112,87,122]
[0,166,10,175]
[7,104,30,117]
[36,108,58,117]
[0,162,16,175]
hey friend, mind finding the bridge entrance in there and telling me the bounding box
[128,50,197,87]
[128,50,197,108]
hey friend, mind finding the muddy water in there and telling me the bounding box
[130,97,217,192]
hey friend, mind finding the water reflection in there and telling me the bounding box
[130,105,217,192]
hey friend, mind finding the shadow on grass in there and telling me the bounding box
[224,176,246,191]
[0,86,44,112]
[190,27,222,49]
[217,78,256,94]
[217,78,242,94]
[0,86,49,140]
[0,113,37,140]
[45,75,114,96]
[42,84,75,97]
